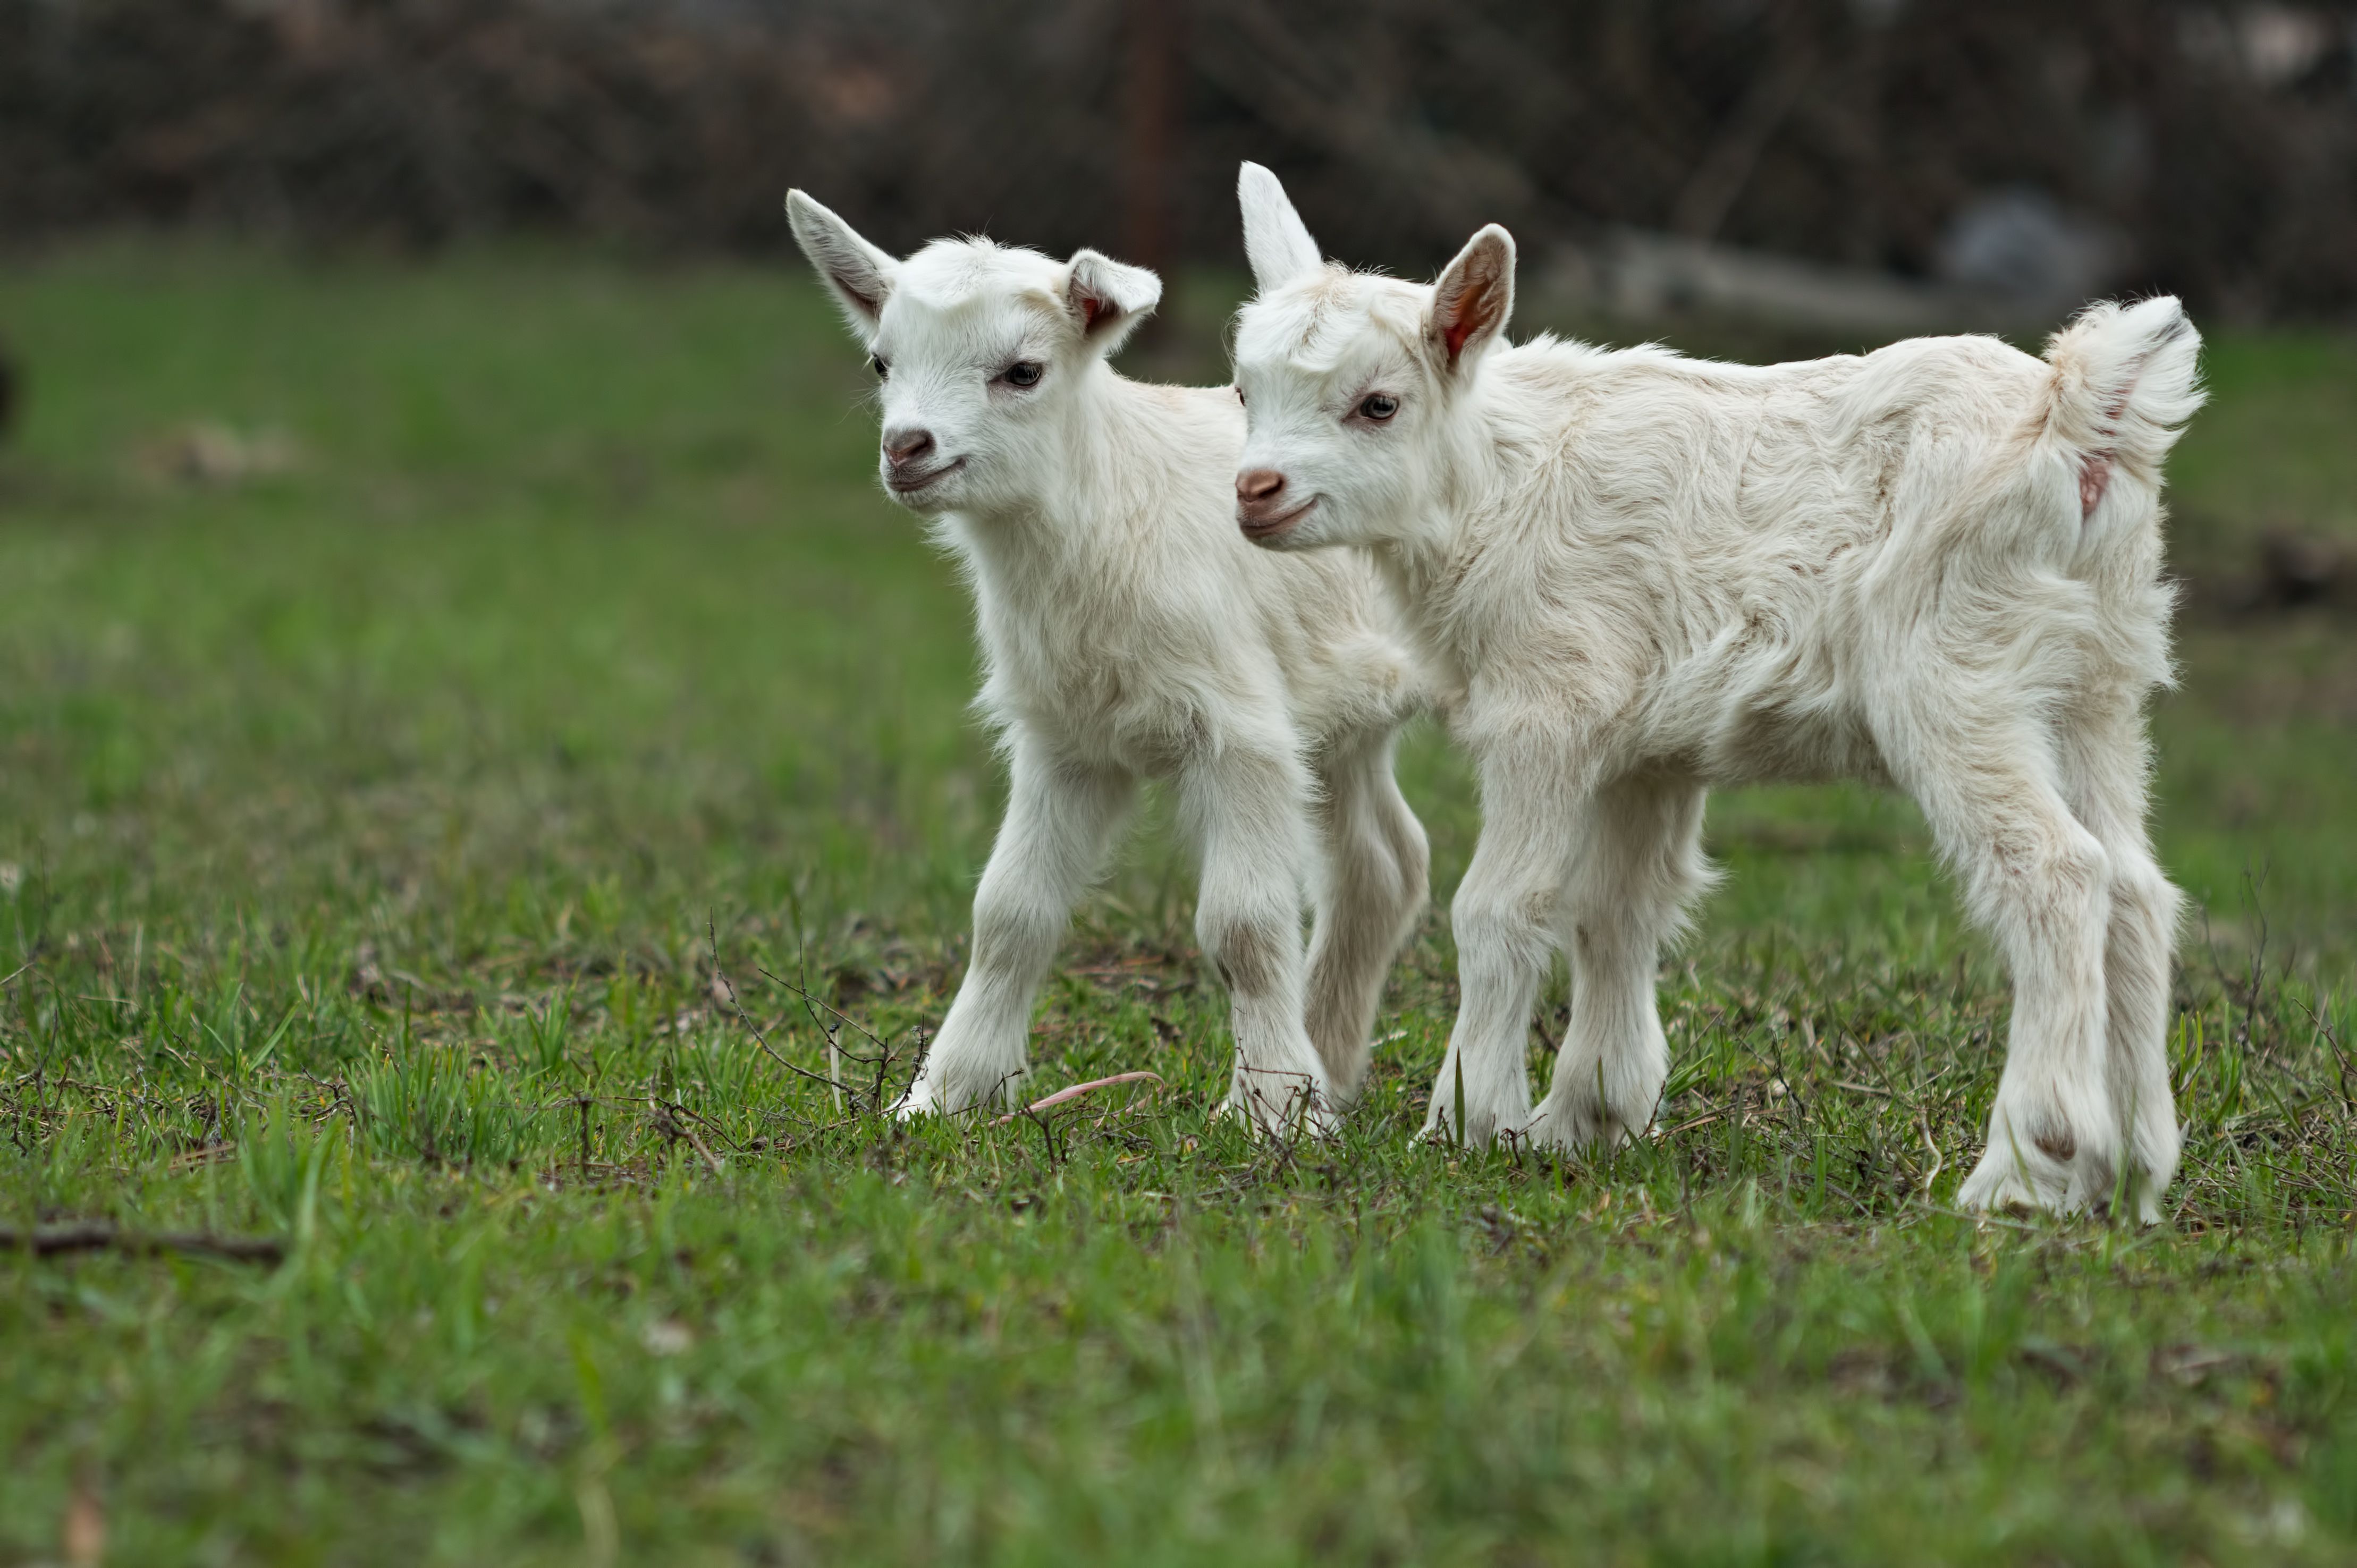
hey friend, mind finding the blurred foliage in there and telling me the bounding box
[5,0,2357,317]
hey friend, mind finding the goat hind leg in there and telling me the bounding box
[2062,706,2183,1221]
[1303,728,1431,1106]
[1920,748,2118,1214]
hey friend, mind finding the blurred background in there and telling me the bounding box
[2,0,2355,995]
[10,1,2357,317]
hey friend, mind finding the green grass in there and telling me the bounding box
[1,243,2354,1565]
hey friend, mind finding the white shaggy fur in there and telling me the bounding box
[1227,165,2203,1217]
[787,190,1431,1130]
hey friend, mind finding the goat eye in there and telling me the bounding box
[869,354,890,380]
[1003,361,1043,388]
[1357,393,1399,421]
[1235,386,1246,406]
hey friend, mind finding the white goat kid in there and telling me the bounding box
[1228,164,2202,1217]
[787,190,1430,1131]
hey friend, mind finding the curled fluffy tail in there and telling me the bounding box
[2042,296,2204,517]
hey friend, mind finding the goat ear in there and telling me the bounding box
[1238,162,1322,292]
[786,189,898,336]
[1064,249,1162,354]
[1427,224,1516,374]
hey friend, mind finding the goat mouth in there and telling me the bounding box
[1239,497,1316,542]
[886,456,966,495]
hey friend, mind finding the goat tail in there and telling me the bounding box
[2040,296,2205,518]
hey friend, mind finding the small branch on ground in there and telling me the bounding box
[677,1119,727,1179]
[990,1072,1164,1126]
[1918,1107,1944,1200]
[706,918,864,1110]
[3,1224,285,1264]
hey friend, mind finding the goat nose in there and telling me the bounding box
[1236,468,1287,504]
[883,428,936,467]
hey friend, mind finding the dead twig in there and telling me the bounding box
[676,1117,727,1179]
[767,937,892,1051]
[991,1072,1165,1126]
[1021,1100,1063,1169]
[706,919,861,1109]
[3,1224,285,1264]
[2291,993,2356,1112]
[1919,1106,1945,1200]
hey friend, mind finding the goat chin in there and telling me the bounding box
[789,192,1436,1133]
[1231,165,2199,1215]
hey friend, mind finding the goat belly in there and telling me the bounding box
[1700,700,1889,787]
[1681,640,1888,787]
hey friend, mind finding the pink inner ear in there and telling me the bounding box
[1441,277,1493,365]
[835,273,881,317]
[1079,293,1117,333]
[1443,315,1478,363]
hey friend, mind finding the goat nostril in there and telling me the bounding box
[884,429,936,466]
[1236,469,1287,504]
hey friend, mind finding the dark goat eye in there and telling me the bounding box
[1004,361,1043,388]
[869,353,890,380]
[1357,393,1399,421]
[1235,386,1246,406]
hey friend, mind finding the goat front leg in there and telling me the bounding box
[899,740,1134,1116]
[1424,751,1583,1148]
[1528,775,1710,1155]
[1177,740,1331,1134]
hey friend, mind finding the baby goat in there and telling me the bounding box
[1227,165,2202,1217]
[787,191,1430,1129]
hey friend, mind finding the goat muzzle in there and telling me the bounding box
[883,427,937,468]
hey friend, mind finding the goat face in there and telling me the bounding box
[1229,163,1515,553]
[787,190,1161,517]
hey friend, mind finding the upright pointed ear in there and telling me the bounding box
[1063,250,1162,355]
[786,189,898,337]
[1238,162,1322,293]
[1427,224,1516,375]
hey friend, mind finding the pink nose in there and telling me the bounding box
[1236,468,1306,538]
[1236,468,1286,506]
[884,427,936,467]
[1236,470,1296,530]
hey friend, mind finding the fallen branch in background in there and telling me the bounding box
[3,1223,286,1265]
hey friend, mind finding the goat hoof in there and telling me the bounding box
[1522,1101,1641,1158]
[1414,1107,1525,1150]
[1958,1147,2074,1215]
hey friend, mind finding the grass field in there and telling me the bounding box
[2,243,2355,1565]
